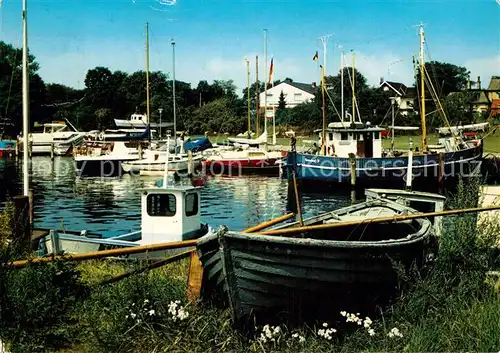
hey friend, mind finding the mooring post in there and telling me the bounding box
[438,152,445,191]
[349,153,356,203]
[187,150,193,177]
[138,142,143,160]
[28,140,32,158]
[406,149,414,191]
[28,189,34,226]
[49,230,61,255]
[51,142,54,160]
[13,195,30,254]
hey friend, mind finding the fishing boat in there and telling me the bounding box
[36,184,213,258]
[121,151,202,175]
[203,148,284,175]
[227,132,267,147]
[284,25,483,190]
[197,192,435,324]
[437,122,489,136]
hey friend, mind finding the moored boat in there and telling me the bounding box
[204,149,284,175]
[197,195,434,324]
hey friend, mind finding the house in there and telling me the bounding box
[474,76,500,114]
[259,79,317,119]
[379,78,417,116]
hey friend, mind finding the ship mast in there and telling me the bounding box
[245,58,251,138]
[321,65,326,155]
[263,29,268,141]
[419,23,427,152]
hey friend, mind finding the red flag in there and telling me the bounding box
[268,57,274,85]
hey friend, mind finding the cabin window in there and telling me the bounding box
[329,133,333,140]
[341,132,348,141]
[147,194,176,217]
[374,132,380,140]
[185,193,199,217]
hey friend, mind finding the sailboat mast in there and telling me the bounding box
[22,0,29,196]
[171,38,177,147]
[145,23,150,127]
[321,65,326,156]
[255,55,259,136]
[263,29,268,138]
[245,58,251,136]
[340,49,344,122]
[419,23,427,151]
[351,51,355,124]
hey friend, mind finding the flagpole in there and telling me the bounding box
[272,60,276,144]
[263,29,268,142]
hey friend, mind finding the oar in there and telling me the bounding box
[255,205,500,237]
[243,213,296,233]
[8,239,197,269]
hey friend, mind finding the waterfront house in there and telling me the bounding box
[379,78,417,116]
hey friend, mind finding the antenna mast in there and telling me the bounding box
[318,34,334,75]
[22,0,29,196]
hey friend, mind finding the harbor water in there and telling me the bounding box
[0,157,351,237]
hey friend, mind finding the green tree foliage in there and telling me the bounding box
[278,90,286,110]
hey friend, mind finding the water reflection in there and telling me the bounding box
[1,157,350,237]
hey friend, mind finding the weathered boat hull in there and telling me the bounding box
[203,159,280,175]
[197,200,432,325]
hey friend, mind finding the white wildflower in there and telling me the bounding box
[292,333,299,338]
[299,336,305,343]
[388,327,403,338]
[322,322,328,327]
[144,299,149,304]
[125,315,129,319]
[340,311,347,317]
[368,328,376,336]
[148,309,155,316]
[363,317,372,328]
[130,313,137,319]
[317,329,325,337]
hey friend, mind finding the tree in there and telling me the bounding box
[278,90,286,110]
[415,61,470,126]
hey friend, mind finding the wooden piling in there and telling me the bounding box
[12,195,31,255]
[28,189,34,226]
[50,142,54,160]
[28,140,32,158]
[349,153,356,203]
[438,152,445,188]
[406,149,413,191]
[187,150,193,177]
[292,171,303,226]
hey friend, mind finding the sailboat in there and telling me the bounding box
[284,25,483,190]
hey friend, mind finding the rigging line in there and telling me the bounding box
[345,64,362,123]
[324,84,344,127]
[4,37,22,121]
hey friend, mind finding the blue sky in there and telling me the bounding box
[0,0,499,92]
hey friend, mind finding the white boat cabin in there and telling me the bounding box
[130,113,148,124]
[315,122,384,158]
[141,185,202,245]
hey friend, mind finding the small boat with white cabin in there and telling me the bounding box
[36,184,214,259]
[203,147,284,175]
[114,113,173,130]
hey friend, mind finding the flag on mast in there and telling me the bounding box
[313,51,319,62]
[268,57,274,85]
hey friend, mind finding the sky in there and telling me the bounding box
[0,0,499,93]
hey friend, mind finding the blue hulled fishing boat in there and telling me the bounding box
[284,25,483,189]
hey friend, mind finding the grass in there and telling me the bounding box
[1,179,500,352]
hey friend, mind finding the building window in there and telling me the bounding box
[294,93,302,97]
[147,193,176,217]
[185,193,198,217]
[341,132,348,141]
[267,94,273,98]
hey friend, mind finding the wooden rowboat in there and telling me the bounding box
[197,197,433,325]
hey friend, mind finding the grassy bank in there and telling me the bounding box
[0,180,499,352]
